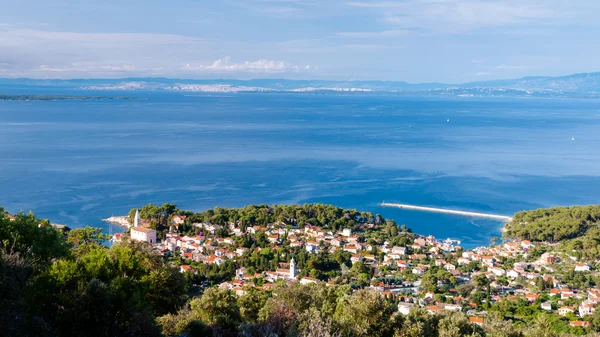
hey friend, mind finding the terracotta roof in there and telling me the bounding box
[131,227,155,233]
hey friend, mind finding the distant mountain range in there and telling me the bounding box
[1,72,600,98]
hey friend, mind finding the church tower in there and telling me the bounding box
[134,209,140,228]
[290,257,296,279]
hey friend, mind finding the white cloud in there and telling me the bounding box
[345,0,597,33]
[475,72,492,76]
[0,28,313,78]
[496,64,530,70]
[33,63,138,73]
[336,30,410,38]
[184,57,312,73]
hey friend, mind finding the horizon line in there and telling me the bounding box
[0,70,598,86]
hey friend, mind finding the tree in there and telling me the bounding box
[190,287,241,335]
[158,307,211,337]
[421,271,439,292]
[67,226,109,255]
[456,284,475,298]
[0,251,32,336]
[145,265,188,316]
[25,240,183,337]
[536,277,546,291]
[437,311,484,337]
[0,209,70,267]
[473,274,490,289]
[334,289,394,337]
[239,287,270,322]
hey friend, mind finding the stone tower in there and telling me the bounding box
[290,257,296,279]
[134,209,140,228]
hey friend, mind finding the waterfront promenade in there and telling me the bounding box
[381,203,513,222]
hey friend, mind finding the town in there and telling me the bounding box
[107,203,600,335]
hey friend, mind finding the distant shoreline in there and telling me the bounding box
[0,94,136,101]
[102,216,130,227]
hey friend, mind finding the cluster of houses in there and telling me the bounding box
[109,211,599,330]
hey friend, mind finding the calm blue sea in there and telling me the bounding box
[1,91,600,248]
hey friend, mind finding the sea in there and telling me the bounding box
[1,90,600,248]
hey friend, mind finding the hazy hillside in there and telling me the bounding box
[1,72,600,97]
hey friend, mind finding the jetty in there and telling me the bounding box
[381,202,513,222]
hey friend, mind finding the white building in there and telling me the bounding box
[131,226,157,243]
[133,209,140,227]
[575,263,591,272]
[290,257,297,279]
[579,301,595,317]
[558,306,575,316]
[300,277,318,285]
[398,302,414,315]
[392,246,407,255]
[489,267,506,276]
[130,210,157,243]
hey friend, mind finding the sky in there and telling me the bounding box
[1,0,600,82]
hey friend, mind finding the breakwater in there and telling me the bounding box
[381,203,512,222]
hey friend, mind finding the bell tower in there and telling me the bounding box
[290,257,296,279]
[134,209,140,228]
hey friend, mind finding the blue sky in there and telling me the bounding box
[1,0,599,82]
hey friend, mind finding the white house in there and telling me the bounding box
[441,304,462,311]
[444,263,456,271]
[171,215,187,225]
[131,226,157,243]
[541,302,552,311]
[300,277,318,285]
[575,263,591,272]
[489,267,506,276]
[398,302,414,315]
[579,301,595,317]
[392,246,407,255]
[306,241,319,253]
[458,257,471,265]
[179,265,197,274]
[558,306,575,316]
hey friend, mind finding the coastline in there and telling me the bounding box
[102,216,130,228]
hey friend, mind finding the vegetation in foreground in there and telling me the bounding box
[3,204,600,336]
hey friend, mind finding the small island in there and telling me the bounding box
[2,203,600,337]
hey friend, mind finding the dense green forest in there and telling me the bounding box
[3,205,600,337]
[504,205,600,242]
[128,203,385,231]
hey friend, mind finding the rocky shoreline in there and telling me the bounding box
[102,216,130,227]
